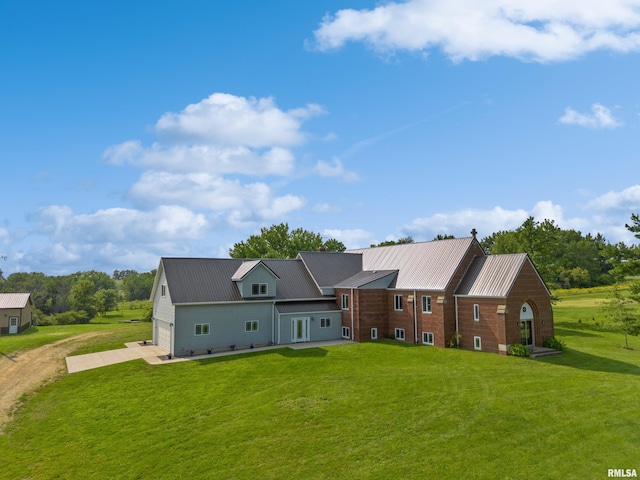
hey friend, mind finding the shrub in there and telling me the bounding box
[508,343,530,357]
[55,310,91,325]
[36,315,57,326]
[543,337,565,351]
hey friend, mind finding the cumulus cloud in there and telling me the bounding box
[312,0,640,63]
[559,103,623,129]
[589,185,640,210]
[154,93,324,147]
[0,227,9,244]
[36,205,209,244]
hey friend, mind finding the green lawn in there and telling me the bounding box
[1,290,639,479]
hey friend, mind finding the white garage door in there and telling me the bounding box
[156,320,172,352]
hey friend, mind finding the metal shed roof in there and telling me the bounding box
[348,237,476,290]
[335,270,398,288]
[297,251,362,287]
[231,260,279,281]
[0,293,32,309]
[454,254,528,297]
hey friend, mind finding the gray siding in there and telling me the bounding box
[152,268,175,324]
[174,302,273,353]
[277,311,342,344]
[237,265,277,299]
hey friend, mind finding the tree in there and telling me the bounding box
[371,236,414,247]
[602,283,640,349]
[121,270,156,301]
[432,234,455,241]
[230,223,346,259]
[94,288,120,316]
[69,278,97,320]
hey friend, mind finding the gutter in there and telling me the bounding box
[413,290,418,344]
[350,288,355,341]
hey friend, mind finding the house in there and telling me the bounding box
[0,293,36,335]
[150,233,554,356]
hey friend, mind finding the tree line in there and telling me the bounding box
[0,269,155,324]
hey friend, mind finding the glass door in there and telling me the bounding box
[520,320,533,346]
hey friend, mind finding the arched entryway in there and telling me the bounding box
[520,302,535,346]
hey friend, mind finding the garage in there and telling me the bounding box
[155,319,172,353]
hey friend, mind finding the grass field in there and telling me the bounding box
[1,291,639,479]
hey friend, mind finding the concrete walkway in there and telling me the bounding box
[66,339,353,373]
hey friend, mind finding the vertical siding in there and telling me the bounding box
[277,311,342,344]
[153,268,175,324]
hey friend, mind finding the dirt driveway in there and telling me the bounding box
[0,331,109,433]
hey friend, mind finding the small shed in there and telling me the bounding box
[0,293,35,335]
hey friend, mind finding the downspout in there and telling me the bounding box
[454,296,460,347]
[413,290,418,344]
[272,302,275,345]
[350,288,355,341]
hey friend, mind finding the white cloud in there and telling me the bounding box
[313,0,640,63]
[313,203,342,214]
[155,93,323,147]
[36,205,209,244]
[323,228,373,248]
[0,227,9,245]
[559,103,623,129]
[589,185,640,210]
[129,171,305,223]
[314,157,359,182]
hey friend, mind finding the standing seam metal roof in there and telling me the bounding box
[0,293,32,309]
[297,251,363,287]
[347,237,475,290]
[161,257,324,304]
[454,254,528,297]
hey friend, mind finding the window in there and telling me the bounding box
[474,336,482,350]
[195,323,210,336]
[474,304,480,321]
[251,283,268,296]
[394,328,405,340]
[341,294,349,310]
[342,326,350,339]
[320,317,331,328]
[422,295,432,313]
[245,320,259,332]
[371,328,378,340]
[394,294,403,311]
[161,284,166,297]
[422,332,434,345]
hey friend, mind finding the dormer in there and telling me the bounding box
[232,260,280,299]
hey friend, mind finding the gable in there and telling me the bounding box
[0,293,32,309]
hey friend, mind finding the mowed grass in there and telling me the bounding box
[0,302,152,356]
[1,291,640,479]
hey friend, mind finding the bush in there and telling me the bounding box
[36,315,57,326]
[543,337,565,351]
[55,310,91,325]
[508,343,530,357]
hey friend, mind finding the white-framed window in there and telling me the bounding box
[195,323,210,336]
[251,283,268,296]
[394,294,403,311]
[342,326,350,339]
[474,304,480,321]
[422,331,434,345]
[320,317,331,328]
[161,284,166,297]
[371,328,378,340]
[394,328,405,340]
[341,294,349,310]
[422,295,432,313]
[474,336,482,350]
[245,320,259,332]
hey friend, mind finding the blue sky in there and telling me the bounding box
[2,0,640,276]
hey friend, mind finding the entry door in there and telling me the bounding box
[291,317,310,343]
[520,320,533,346]
[9,317,19,334]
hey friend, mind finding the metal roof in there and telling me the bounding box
[454,254,528,297]
[160,257,323,304]
[231,260,279,281]
[0,293,31,309]
[335,270,398,288]
[275,301,340,314]
[297,251,362,287]
[348,237,476,290]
